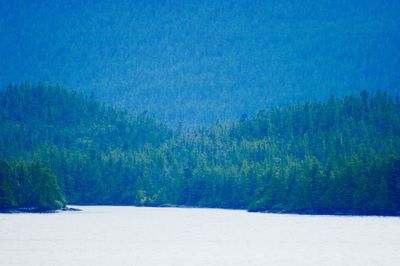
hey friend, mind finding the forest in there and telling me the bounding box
[0,158,65,211]
[1,0,399,125]
[0,83,399,215]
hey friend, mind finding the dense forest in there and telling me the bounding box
[0,83,399,215]
[0,158,65,211]
[1,0,399,125]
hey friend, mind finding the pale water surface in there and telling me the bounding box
[1,206,400,266]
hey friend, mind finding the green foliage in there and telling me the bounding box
[0,158,65,210]
[0,159,16,208]
[1,84,399,215]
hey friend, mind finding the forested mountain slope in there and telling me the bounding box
[0,83,171,157]
[0,83,171,204]
[1,0,399,125]
[1,84,399,215]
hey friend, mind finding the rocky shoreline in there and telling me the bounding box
[0,206,81,214]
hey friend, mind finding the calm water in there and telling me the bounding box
[1,206,399,266]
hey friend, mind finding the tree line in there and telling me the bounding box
[0,83,399,214]
[0,158,65,210]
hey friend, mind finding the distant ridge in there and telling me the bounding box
[1,0,399,125]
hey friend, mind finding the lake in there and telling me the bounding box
[1,206,399,266]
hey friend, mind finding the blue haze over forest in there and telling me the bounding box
[1,0,399,125]
[1,0,400,216]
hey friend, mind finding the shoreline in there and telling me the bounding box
[69,204,400,217]
[0,206,82,214]
[2,204,399,217]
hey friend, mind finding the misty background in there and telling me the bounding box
[1,0,399,125]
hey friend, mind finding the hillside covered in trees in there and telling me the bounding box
[0,84,399,215]
[1,0,399,125]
